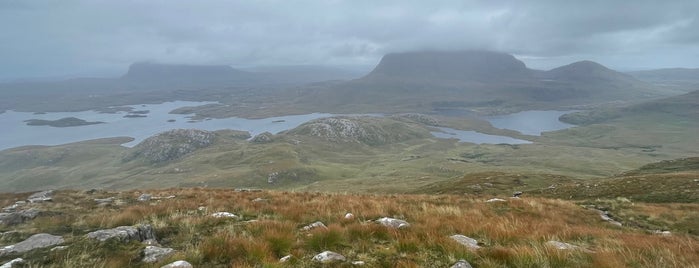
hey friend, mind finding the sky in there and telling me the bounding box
[1,0,699,80]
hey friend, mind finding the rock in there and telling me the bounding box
[0,209,41,226]
[143,246,175,263]
[546,240,580,250]
[451,259,473,268]
[344,213,355,220]
[0,258,24,268]
[137,194,152,202]
[251,197,268,203]
[50,246,69,251]
[512,191,523,198]
[593,209,622,226]
[211,212,238,219]
[312,251,346,263]
[653,230,672,236]
[279,255,292,262]
[301,221,328,231]
[486,198,506,203]
[450,235,481,249]
[0,233,64,256]
[352,260,366,265]
[376,217,410,229]
[127,129,216,163]
[27,190,54,203]
[94,197,115,205]
[86,224,156,242]
[142,239,161,246]
[251,132,274,143]
[234,188,262,192]
[161,260,193,268]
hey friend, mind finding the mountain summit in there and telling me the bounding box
[364,50,532,82]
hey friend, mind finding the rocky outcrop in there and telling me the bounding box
[27,190,54,203]
[312,251,346,263]
[301,221,327,231]
[376,217,410,229]
[287,117,430,146]
[143,246,175,263]
[0,233,64,256]
[86,224,156,242]
[126,129,215,163]
[251,132,274,143]
[450,235,480,250]
[0,209,40,226]
[211,212,238,219]
[0,258,24,268]
[137,194,152,202]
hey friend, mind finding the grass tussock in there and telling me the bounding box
[1,188,698,267]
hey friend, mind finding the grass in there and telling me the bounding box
[2,189,699,267]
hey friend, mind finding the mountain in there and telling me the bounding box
[293,50,665,114]
[121,62,255,87]
[363,50,534,82]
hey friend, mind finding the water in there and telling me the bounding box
[0,101,333,150]
[484,110,575,136]
[430,127,531,145]
[0,102,574,150]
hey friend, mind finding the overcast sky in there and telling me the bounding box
[1,0,698,80]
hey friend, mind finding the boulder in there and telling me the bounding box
[485,198,506,203]
[451,259,473,268]
[94,197,115,205]
[161,260,193,268]
[312,251,346,263]
[137,194,152,202]
[0,233,64,256]
[143,246,175,263]
[344,213,355,220]
[211,212,238,219]
[86,224,156,242]
[279,255,292,262]
[301,221,328,231]
[376,217,410,229]
[0,209,41,226]
[27,190,54,203]
[450,235,481,249]
[0,258,24,268]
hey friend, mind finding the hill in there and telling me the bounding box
[1,189,697,267]
[628,68,699,93]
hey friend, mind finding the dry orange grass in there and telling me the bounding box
[1,188,698,267]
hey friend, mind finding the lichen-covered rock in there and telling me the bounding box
[0,258,24,268]
[376,217,410,229]
[450,235,481,249]
[211,212,238,219]
[251,132,274,143]
[312,251,346,263]
[0,233,64,256]
[126,129,215,163]
[86,224,156,242]
[143,246,175,263]
[161,260,193,268]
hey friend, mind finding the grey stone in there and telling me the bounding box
[376,217,410,229]
[0,209,41,226]
[312,251,346,263]
[94,197,115,205]
[86,224,156,242]
[251,132,274,143]
[211,212,238,219]
[137,194,152,202]
[27,190,54,203]
[0,258,25,268]
[344,213,355,220]
[279,255,292,262]
[451,259,473,268]
[161,260,193,268]
[301,221,328,231]
[143,246,175,263]
[485,198,506,203]
[0,233,64,256]
[450,234,481,249]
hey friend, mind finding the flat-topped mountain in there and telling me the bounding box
[122,62,252,84]
[364,50,533,82]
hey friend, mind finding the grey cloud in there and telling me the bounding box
[1,0,698,79]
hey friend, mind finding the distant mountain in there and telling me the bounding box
[122,62,254,86]
[363,50,534,82]
[294,50,665,114]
